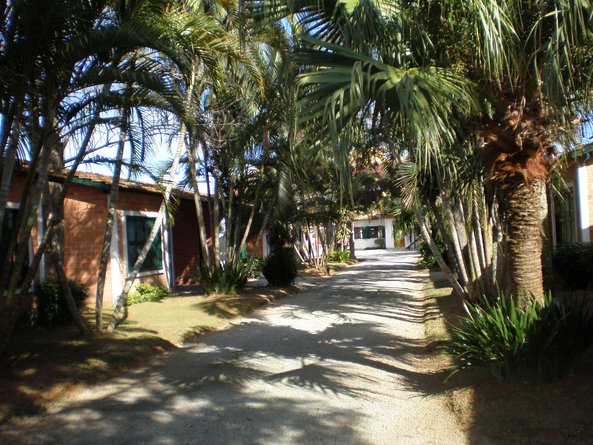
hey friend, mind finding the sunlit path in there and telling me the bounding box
[0,250,466,445]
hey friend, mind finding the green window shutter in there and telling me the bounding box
[126,215,163,273]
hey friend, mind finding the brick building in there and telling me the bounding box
[549,151,593,246]
[6,171,207,306]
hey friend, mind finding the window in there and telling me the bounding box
[553,186,577,245]
[0,207,30,286]
[125,215,163,273]
[354,225,385,240]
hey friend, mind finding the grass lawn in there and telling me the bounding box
[0,285,297,424]
[422,271,593,444]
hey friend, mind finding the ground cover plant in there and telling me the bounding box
[423,274,593,444]
[126,283,168,306]
[446,294,593,383]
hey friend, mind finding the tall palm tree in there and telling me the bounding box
[248,0,593,303]
[0,0,194,348]
[178,9,294,280]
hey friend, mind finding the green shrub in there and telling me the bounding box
[328,249,350,263]
[374,238,386,249]
[446,294,593,383]
[34,279,88,327]
[127,283,168,306]
[418,241,447,269]
[244,256,263,279]
[262,247,298,287]
[553,242,593,290]
[198,262,247,295]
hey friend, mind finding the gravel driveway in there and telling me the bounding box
[1,250,467,445]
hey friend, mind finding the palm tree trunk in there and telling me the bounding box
[94,119,127,331]
[0,89,25,234]
[108,71,195,332]
[442,200,472,290]
[17,117,98,295]
[0,126,52,356]
[49,224,90,336]
[237,123,270,262]
[0,122,21,233]
[415,207,467,299]
[212,176,221,266]
[186,140,212,269]
[430,201,462,276]
[348,220,356,260]
[501,179,547,304]
[225,174,235,264]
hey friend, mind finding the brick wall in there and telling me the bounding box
[171,199,203,285]
[8,176,208,305]
[39,182,170,305]
[62,183,109,304]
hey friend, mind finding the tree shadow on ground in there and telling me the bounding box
[0,334,172,424]
[0,250,458,445]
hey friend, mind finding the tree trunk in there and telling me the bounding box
[186,140,211,269]
[108,96,189,330]
[415,207,467,299]
[50,229,90,336]
[501,179,547,304]
[348,220,356,260]
[237,122,270,263]
[0,89,25,234]
[17,117,98,295]
[95,120,126,331]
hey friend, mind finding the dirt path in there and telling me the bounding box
[0,250,466,445]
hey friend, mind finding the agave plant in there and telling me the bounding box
[197,262,248,295]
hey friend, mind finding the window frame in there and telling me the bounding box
[552,183,578,246]
[122,211,165,277]
[354,224,385,240]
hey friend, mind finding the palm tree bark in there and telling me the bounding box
[415,207,467,299]
[95,118,127,331]
[501,179,547,304]
[49,225,90,336]
[186,140,212,268]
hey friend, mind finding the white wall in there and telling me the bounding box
[352,217,395,250]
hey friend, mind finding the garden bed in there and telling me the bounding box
[423,272,593,444]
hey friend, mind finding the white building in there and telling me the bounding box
[352,215,396,250]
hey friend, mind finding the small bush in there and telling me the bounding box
[198,262,247,295]
[34,279,88,327]
[244,256,263,279]
[553,242,593,290]
[262,247,298,287]
[446,294,593,383]
[418,241,447,269]
[328,249,350,263]
[374,238,386,249]
[127,283,168,306]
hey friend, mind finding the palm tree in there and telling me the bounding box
[0,0,195,347]
[176,9,294,289]
[107,0,259,327]
[248,0,593,304]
